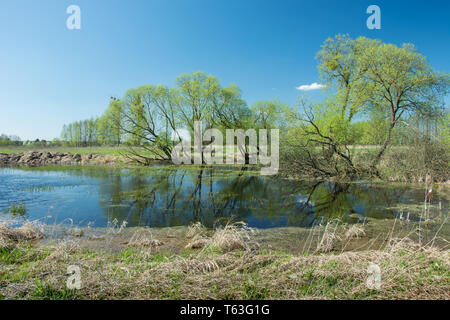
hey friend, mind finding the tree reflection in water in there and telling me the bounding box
[82,166,435,228]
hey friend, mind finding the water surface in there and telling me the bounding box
[0,166,447,228]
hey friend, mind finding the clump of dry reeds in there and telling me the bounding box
[44,239,81,262]
[0,235,12,250]
[345,225,366,240]
[126,229,163,248]
[184,222,210,249]
[315,221,342,253]
[185,222,256,252]
[0,221,44,243]
[186,222,208,239]
[106,218,128,235]
[185,236,209,249]
[68,227,84,238]
[209,222,252,252]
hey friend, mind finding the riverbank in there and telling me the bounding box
[0,151,117,167]
[1,218,448,300]
[1,146,449,184]
[0,146,127,156]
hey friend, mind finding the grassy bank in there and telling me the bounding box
[2,145,448,183]
[1,220,448,300]
[0,146,125,156]
[0,145,384,157]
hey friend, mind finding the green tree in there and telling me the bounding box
[250,99,294,130]
[104,98,124,146]
[314,35,450,172]
[355,38,449,166]
[120,85,179,160]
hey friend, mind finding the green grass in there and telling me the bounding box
[32,282,78,300]
[0,146,126,156]
[0,146,164,158]
[0,145,247,157]
[0,145,387,157]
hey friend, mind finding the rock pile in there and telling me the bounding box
[0,151,115,167]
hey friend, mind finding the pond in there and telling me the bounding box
[0,165,447,229]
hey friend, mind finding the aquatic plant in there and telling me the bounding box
[4,203,27,216]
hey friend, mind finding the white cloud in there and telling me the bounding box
[296,82,326,91]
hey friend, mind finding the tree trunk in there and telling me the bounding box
[372,121,395,169]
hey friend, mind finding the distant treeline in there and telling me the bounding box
[60,116,121,147]
[0,134,22,146]
[0,134,59,147]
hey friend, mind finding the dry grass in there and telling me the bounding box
[186,222,208,239]
[345,225,366,240]
[126,229,163,248]
[315,222,342,253]
[184,222,256,252]
[376,141,450,183]
[185,237,209,249]
[208,222,255,252]
[0,221,44,244]
[0,219,448,300]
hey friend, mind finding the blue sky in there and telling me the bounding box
[0,0,449,140]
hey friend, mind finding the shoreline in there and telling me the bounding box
[1,149,449,185]
[1,219,448,300]
[0,151,118,167]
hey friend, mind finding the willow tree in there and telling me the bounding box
[316,34,368,123]
[119,85,180,162]
[251,99,295,130]
[355,39,449,167]
[172,71,250,163]
[210,83,250,129]
[174,71,247,131]
[305,35,449,176]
